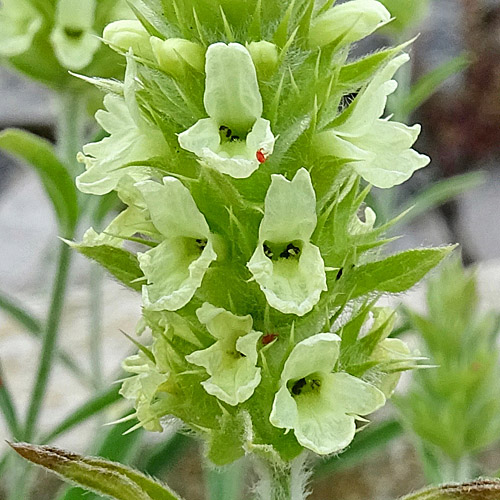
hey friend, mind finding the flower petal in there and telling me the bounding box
[294,398,356,454]
[50,0,100,70]
[247,241,327,316]
[309,0,391,48]
[336,54,409,137]
[248,168,326,315]
[280,333,341,382]
[135,178,216,311]
[178,118,221,158]
[260,168,318,243]
[135,177,211,239]
[0,0,42,57]
[204,42,263,133]
[76,94,166,195]
[321,372,386,416]
[196,302,253,342]
[186,305,262,405]
[353,146,430,188]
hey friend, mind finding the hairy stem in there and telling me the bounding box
[254,454,311,500]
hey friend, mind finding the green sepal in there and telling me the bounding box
[399,479,500,500]
[9,442,183,500]
[206,412,246,465]
[337,246,456,300]
[67,242,143,291]
[337,39,415,92]
[0,129,78,236]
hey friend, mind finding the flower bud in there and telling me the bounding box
[150,36,205,78]
[309,0,391,48]
[103,20,153,60]
[247,41,279,79]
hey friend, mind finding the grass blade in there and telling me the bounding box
[400,54,470,117]
[400,172,486,225]
[0,362,21,439]
[41,384,121,443]
[0,292,91,384]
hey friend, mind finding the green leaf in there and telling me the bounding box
[142,433,193,476]
[0,362,21,439]
[399,479,500,499]
[338,40,414,90]
[41,385,121,443]
[399,172,486,225]
[314,419,403,477]
[0,129,79,236]
[9,442,183,500]
[68,242,143,291]
[58,415,144,500]
[399,54,470,117]
[0,291,90,384]
[340,247,456,299]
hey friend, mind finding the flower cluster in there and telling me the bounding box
[0,0,131,87]
[73,0,449,463]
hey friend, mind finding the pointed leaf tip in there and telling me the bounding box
[9,442,184,500]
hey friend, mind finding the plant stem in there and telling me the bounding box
[23,240,72,441]
[89,262,104,390]
[56,90,87,179]
[254,455,310,500]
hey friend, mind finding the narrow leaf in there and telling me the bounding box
[143,433,193,476]
[0,362,21,438]
[0,129,78,236]
[58,416,144,500]
[400,479,500,499]
[9,443,183,500]
[41,385,121,443]
[399,54,470,117]
[68,242,143,291]
[399,172,486,225]
[0,292,90,383]
[0,292,42,335]
[340,247,456,299]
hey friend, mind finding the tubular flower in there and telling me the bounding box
[135,177,217,312]
[178,42,275,179]
[50,0,101,70]
[186,303,262,406]
[76,56,167,195]
[270,333,386,455]
[314,54,430,188]
[0,0,42,57]
[247,168,327,316]
[309,0,391,48]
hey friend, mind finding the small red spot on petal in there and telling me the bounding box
[262,333,278,345]
[256,149,267,163]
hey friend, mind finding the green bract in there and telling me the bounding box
[248,168,326,316]
[270,333,385,455]
[314,54,429,188]
[186,303,262,405]
[178,42,275,178]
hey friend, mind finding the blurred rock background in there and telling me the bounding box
[0,0,499,498]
